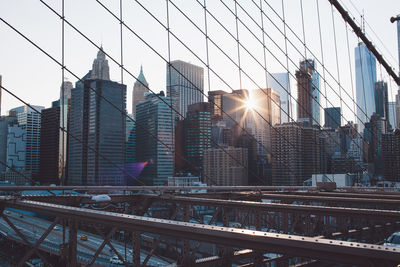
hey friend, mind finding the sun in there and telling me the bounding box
[245,96,257,110]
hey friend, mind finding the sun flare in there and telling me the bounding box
[245,97,257,110]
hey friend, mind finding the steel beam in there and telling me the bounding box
[1,185,399,193]
[1,214,53,266]
[88,226,117,266]
[1,199,400,265]
[22,192,400,208]
[17,217,60,266]
[21,194,400,221]
[25,193,400,218]
[259,191,400,200]
[132,231,141,266]
[232,192,400,206]
[138,195,400,220]
[68,219,77,267]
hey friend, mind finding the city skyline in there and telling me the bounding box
[0,1,399,187]
[0,2,399,266]
[0,1,399,129]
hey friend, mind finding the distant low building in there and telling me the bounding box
[307,174,354,187]
[203,146,248,186]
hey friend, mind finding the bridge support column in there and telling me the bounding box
[132,231,141,266]
[180,204,194,266]
[68,219,77,267]
[220,207,233,266]
[254,209,263,267]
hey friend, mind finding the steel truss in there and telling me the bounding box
[0,190,399,266]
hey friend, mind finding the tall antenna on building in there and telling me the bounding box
[361,9,365,34]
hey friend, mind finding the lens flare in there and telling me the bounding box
[245,96,257,110]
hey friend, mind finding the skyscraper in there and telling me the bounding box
[374,81,390,130]
[7,105,44,182]
[221,89,249,129]
[183,102,211,177]
[363,113,387,177]
[39,102,61,185]
[5,123,26,184]
[60,81,73,100]
[250,88,281,155]
[382,130,400,182]
[267,72,292,123]
[90,46,110,80]
[396,93,400,128]
[126,115,136,164]
[58,81,72,184]
[208,90,226,122]
[67,79,126,185]
[395,15,400,129]
[0,75,2,116]
[296,59,320,126]
[338,122,358,155]
[272,122,322,186]
[125,115,136,185]
[132,66,149,118]
[167,60,204,118]
[67,47,125,185]
[355,42,377,133]
[136,91,173,185]
[324,107,341,129]
[389,102,396,130]
[0,112,17,173]
[235,129,258,185]
[396,14,400,75]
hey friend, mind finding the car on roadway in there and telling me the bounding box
[383,232,400,248]
[91,194,111,202]
[109,255,123,265]
[80,235,88,241]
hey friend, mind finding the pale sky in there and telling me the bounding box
[0,0,399,126]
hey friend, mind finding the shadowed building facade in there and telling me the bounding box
[136,92,173,186]
[324,107,341,129]
[183,102,211,177]
[67,47,126,185]
[39,103,61,185]
[67,79,126,185]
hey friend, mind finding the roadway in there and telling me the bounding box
[0,209,170,266]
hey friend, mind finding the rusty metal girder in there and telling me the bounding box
[136,195,400,221]
[0,199,399,266]
[1,213,54,267]
[1,185,399,193]
[24,194,400,220]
